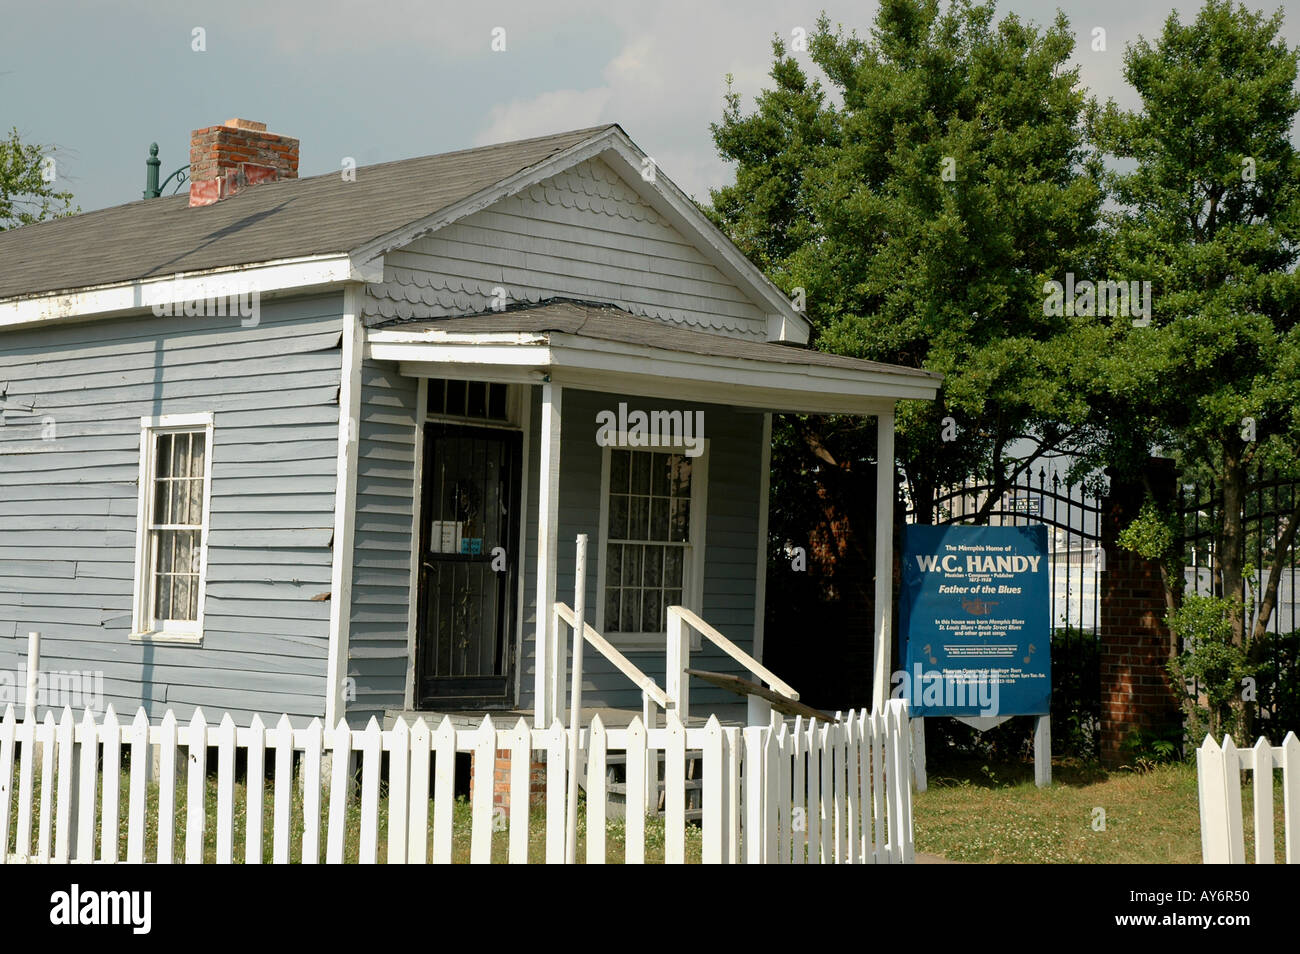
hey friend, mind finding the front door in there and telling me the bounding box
[416,423,522,708]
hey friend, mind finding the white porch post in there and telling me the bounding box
[871,405,896,711]
[534,382,563,727]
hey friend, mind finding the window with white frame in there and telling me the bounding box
[132,414,213,641]
[597,445,707,648]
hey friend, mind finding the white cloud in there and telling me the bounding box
[474,88,614,144]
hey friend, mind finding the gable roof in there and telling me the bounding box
[0,126,610,301]
[0,125,810,342]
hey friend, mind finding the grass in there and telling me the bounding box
[6,760,703,863]
[913,757,1287,864]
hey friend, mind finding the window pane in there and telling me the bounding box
[643,546,662,587]
[642,589,660,633]
[158,529,177,576]
[154,571,173,620]
[427,381,446,415]
[631,452,651,495]
[650,453,669,497]
[156,434,173,478]
[609,495,628,540]
[605,590,621,633]
[610,451,629,495]
[488,384,507,420]
[191,433,206,477]
[671,457,692,498]
[171,432,188,480]
[650,497,669,541]
[622,546,642,587]
[620,589,638,631]
[664,548,683,587]
[175,530,194,576]
[467,381,487,418]
[670,498,690,542]
[173,572,192,621]
[606,544,622,586]
[187,478,204,526]
[154,475,169,526]
[446,380,466,417]
[628,497,649,540]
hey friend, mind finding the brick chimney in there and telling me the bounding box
[188,119,299,207]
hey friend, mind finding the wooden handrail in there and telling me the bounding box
[553,603,671,710]
[668,605,799,700]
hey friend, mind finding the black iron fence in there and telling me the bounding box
[1178,471,1300,730]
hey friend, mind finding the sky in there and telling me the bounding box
[3,0,1299,214]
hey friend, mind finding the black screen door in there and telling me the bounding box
[416,423,522,708]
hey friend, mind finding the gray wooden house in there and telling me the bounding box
[0,119,940,730]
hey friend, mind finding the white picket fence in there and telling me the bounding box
[1197,731,1300,864]
[0,700,914,864]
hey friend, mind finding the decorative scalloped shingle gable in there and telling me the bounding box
[363,158,769,340]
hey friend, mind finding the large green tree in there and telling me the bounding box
[0,126,76,230]
[710,0,1105,533]
[708,1,1106,693]
[1090,0,1300,733]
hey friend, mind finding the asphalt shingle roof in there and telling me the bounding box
[0,125,615,301]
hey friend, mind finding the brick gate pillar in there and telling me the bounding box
[1099,459,1182,765]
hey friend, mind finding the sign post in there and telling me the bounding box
[900,525,1052,788]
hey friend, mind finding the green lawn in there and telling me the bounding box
[913,758,1285,864]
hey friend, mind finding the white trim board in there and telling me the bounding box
[326,287,365,726]
[0,255,383,331]
[752,413,772,664]
[368,331,940,410]
[402,376,429,712]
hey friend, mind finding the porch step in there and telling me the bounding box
[598,751,704,823]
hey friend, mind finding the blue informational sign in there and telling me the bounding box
[899,525,1050,717]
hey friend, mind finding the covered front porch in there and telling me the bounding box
[362,300,942,730]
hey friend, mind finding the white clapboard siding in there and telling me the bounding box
[1198,731,1299,864]
[0,701,916,865]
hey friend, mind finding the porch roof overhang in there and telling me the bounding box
[365,300,942,415]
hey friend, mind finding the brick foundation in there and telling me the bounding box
[469,748,546,812]
[1099,462,1182,765]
